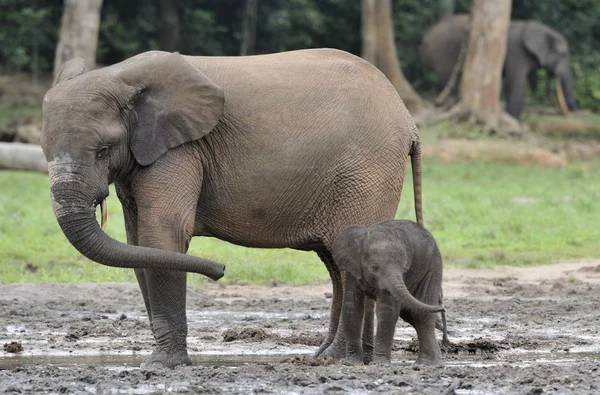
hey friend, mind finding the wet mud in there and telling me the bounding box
[1,261,600,394]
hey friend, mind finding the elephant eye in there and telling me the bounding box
[96,146,109,160]
[371,264,379,272]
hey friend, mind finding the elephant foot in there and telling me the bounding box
[318,341,346,360]
[415,354,443,366]
[312,338,333,358]
[140,348,192,369]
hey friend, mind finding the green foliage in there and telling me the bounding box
[0,0,61,74]
[0,0,600,109]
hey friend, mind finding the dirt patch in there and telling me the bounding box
[578,264,600,273]
[278,332,324,347]
[284,355,346,366]
[3,341,23,353]
[223,327,269,342]
[1,260,600,394]
[223,326,324,347]
[529,115,600,141]
[422,139,567,168]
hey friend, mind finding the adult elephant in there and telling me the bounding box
[420,14,577,119]
[41,49,423,368]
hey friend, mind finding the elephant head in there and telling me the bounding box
[41,52,225,279]
[332,225,444,315]
[523,21,577,114]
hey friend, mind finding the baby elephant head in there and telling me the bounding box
[332,225,444,315]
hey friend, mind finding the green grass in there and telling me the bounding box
[398,159,600,268]
[1,158,599,285]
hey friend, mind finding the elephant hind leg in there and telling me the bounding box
[412,312,443,366]
[313,248,345,359]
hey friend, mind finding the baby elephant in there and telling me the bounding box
[332,220,445,365]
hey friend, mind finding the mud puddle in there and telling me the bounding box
[0,353,309,369]
[2,349,597,370]
[2,263,600,394]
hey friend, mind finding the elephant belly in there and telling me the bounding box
[193,157,404,249]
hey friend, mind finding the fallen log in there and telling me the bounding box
[0,142,48,173]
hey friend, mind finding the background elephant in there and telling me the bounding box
[332,220,445,366]
[421,14,577,119]
[41,49,423,368]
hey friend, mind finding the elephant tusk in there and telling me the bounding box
[556,79,570,117]
[100,199,107,231]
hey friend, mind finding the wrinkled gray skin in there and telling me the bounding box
[332,220,444,365]
[40,49,423,368]
[421,14,577,119]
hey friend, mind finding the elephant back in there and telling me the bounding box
[420,14,470,87]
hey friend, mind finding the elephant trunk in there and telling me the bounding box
[384,271,444,315]
[50,181,225,280]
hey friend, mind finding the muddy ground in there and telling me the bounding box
[1,260,600,394]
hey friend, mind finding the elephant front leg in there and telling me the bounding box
[130,154,202,369]
[136,220,195,369]
[362,298,375,365]
[117,186,154,323]
[141,268,191,369]
[372,292,399,364]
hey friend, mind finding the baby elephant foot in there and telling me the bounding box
[140,348,192,369]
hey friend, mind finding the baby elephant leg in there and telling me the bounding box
[362,298,375,365]
[412,311,443,366]
[372,292,400,364]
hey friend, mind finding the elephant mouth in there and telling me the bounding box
[92,196,108,231]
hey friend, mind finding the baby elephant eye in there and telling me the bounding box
[96,146,109,160]
[371,264,380,272]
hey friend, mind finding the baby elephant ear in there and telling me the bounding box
[118,53,224,166]
[53,57,87,86]
[332,225,368,280]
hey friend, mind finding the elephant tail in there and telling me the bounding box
[410,139,423,227]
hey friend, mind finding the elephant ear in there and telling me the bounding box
[118,53,224,166]
[53,57,87,86]
[331,225,368,281]
[523,22,567,68]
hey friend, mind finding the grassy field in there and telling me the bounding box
[1,156,599,286]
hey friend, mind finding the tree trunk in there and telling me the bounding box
[240,0,258,56]
[460,0,512,127]
[53,0,103,77]
[374,0,426,115]
[160,0,180,52]
[361,0,377,65]
[0,143,48,173]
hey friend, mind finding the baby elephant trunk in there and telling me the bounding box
[386,275,445,315]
